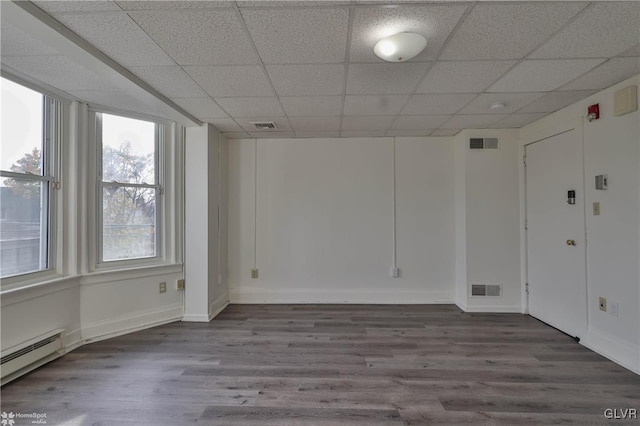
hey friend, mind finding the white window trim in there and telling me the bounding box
[0,78,64,286]
[88,108,182,273]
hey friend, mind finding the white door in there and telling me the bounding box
[526,128,587,339]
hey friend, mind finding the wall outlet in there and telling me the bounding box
[390,267,400,278]
[593,202,600,216]
[599,296,607,312]
[159,282,167,293]
[177,279,185,290]
[610,302,619,318]
[251,268,259,279]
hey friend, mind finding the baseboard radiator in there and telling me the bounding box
[1,329,64,385]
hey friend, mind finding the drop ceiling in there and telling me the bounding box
[1,0,639,138]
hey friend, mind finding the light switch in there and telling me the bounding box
[593,202,600,216]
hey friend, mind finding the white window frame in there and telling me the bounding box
[0,75,63,287]
[90,108,173,270]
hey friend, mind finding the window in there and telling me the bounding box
[0,77,59,278]
[97,112,162,263]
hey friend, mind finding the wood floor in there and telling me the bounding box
[2,304,639,425]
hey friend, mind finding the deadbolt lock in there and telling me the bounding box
[566,239,576,246]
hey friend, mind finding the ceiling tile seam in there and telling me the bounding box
[553,57,614,93]
[15,1,202,125]
[523,1,595,60]
[338,4,357,133]
[459,2,595,119]
[235,4,293,133]
[112,9,233,120]
[392,1,477,132]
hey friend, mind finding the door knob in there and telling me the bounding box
[566,239,576,246]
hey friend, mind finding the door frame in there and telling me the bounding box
[519,118,589,327]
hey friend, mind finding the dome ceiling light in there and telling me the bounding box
[373,32,427,63]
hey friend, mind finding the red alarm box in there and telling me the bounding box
[587,103,600,121]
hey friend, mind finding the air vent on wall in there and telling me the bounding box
[471,284,502,297]
[469,138,499,150]
[251,121,276,130]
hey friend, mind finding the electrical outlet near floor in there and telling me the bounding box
[599,296,607,312]
[176,279,185,290]
[159,282,167,293]
[390,267,400,278]
[251,268,259,279]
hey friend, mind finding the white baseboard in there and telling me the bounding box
[82,304,183,342]
[461,304,523,313]
[209,291,229,321]
[230,288,453,304]
[62,328,83,353]
[182,313,210,322]
[582,327,640,375]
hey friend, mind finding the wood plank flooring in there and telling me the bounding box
[2,304,639,425]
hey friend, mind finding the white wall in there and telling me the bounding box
[521,74,640,373]
[184,124,229,321]
[228,137,455,303]
[458,130,522,312]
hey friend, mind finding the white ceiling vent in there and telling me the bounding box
[251,121,277,130]
[469,138,499,150]
[471,284,502,297]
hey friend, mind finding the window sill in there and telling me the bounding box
[1,274,80,306]
[80,263,183,286]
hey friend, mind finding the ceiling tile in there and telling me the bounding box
[1,55,113,91]
[416,60,516,94]
[530,2,640,59]
[402,93,476,115]
[346,63,428,95]
[171,97,228,118]
[341,115,395,131]
[53,12,175,67]
[619,44,640,57]
[202,118,244,132]
[440,3,587,60]
[386,129,433,137]
[295,131,341,138]
[491,113,546,128]
[266,64,345,96]
[224,131,251,139]
[184,65,273,97]
[238,1,349,7]
[32,1,121,13]
[391,115,451,130]
[130,66,207,98]
[518,90,596,114]
[241,8,349,64]
[117,1,235,10]
[343,95,409,116]
[288,117,341,132]
[249,132,295,139]
[349,4,468,63]
[487,59,605,93]
[340,130,387,138]
[280,96,343,117]
[0,21,58,56]
[458,93,544,115]
[129,10,259,65]
[217,97,284,117]
[442,114,507,129]
[430,129,461,137]
[237,117,291,132]
[559,58,640,92]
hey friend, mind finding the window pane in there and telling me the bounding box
[1,78,44,175]
[102,186,156,261]
[0,179,47,277]
[102,114,155,184]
